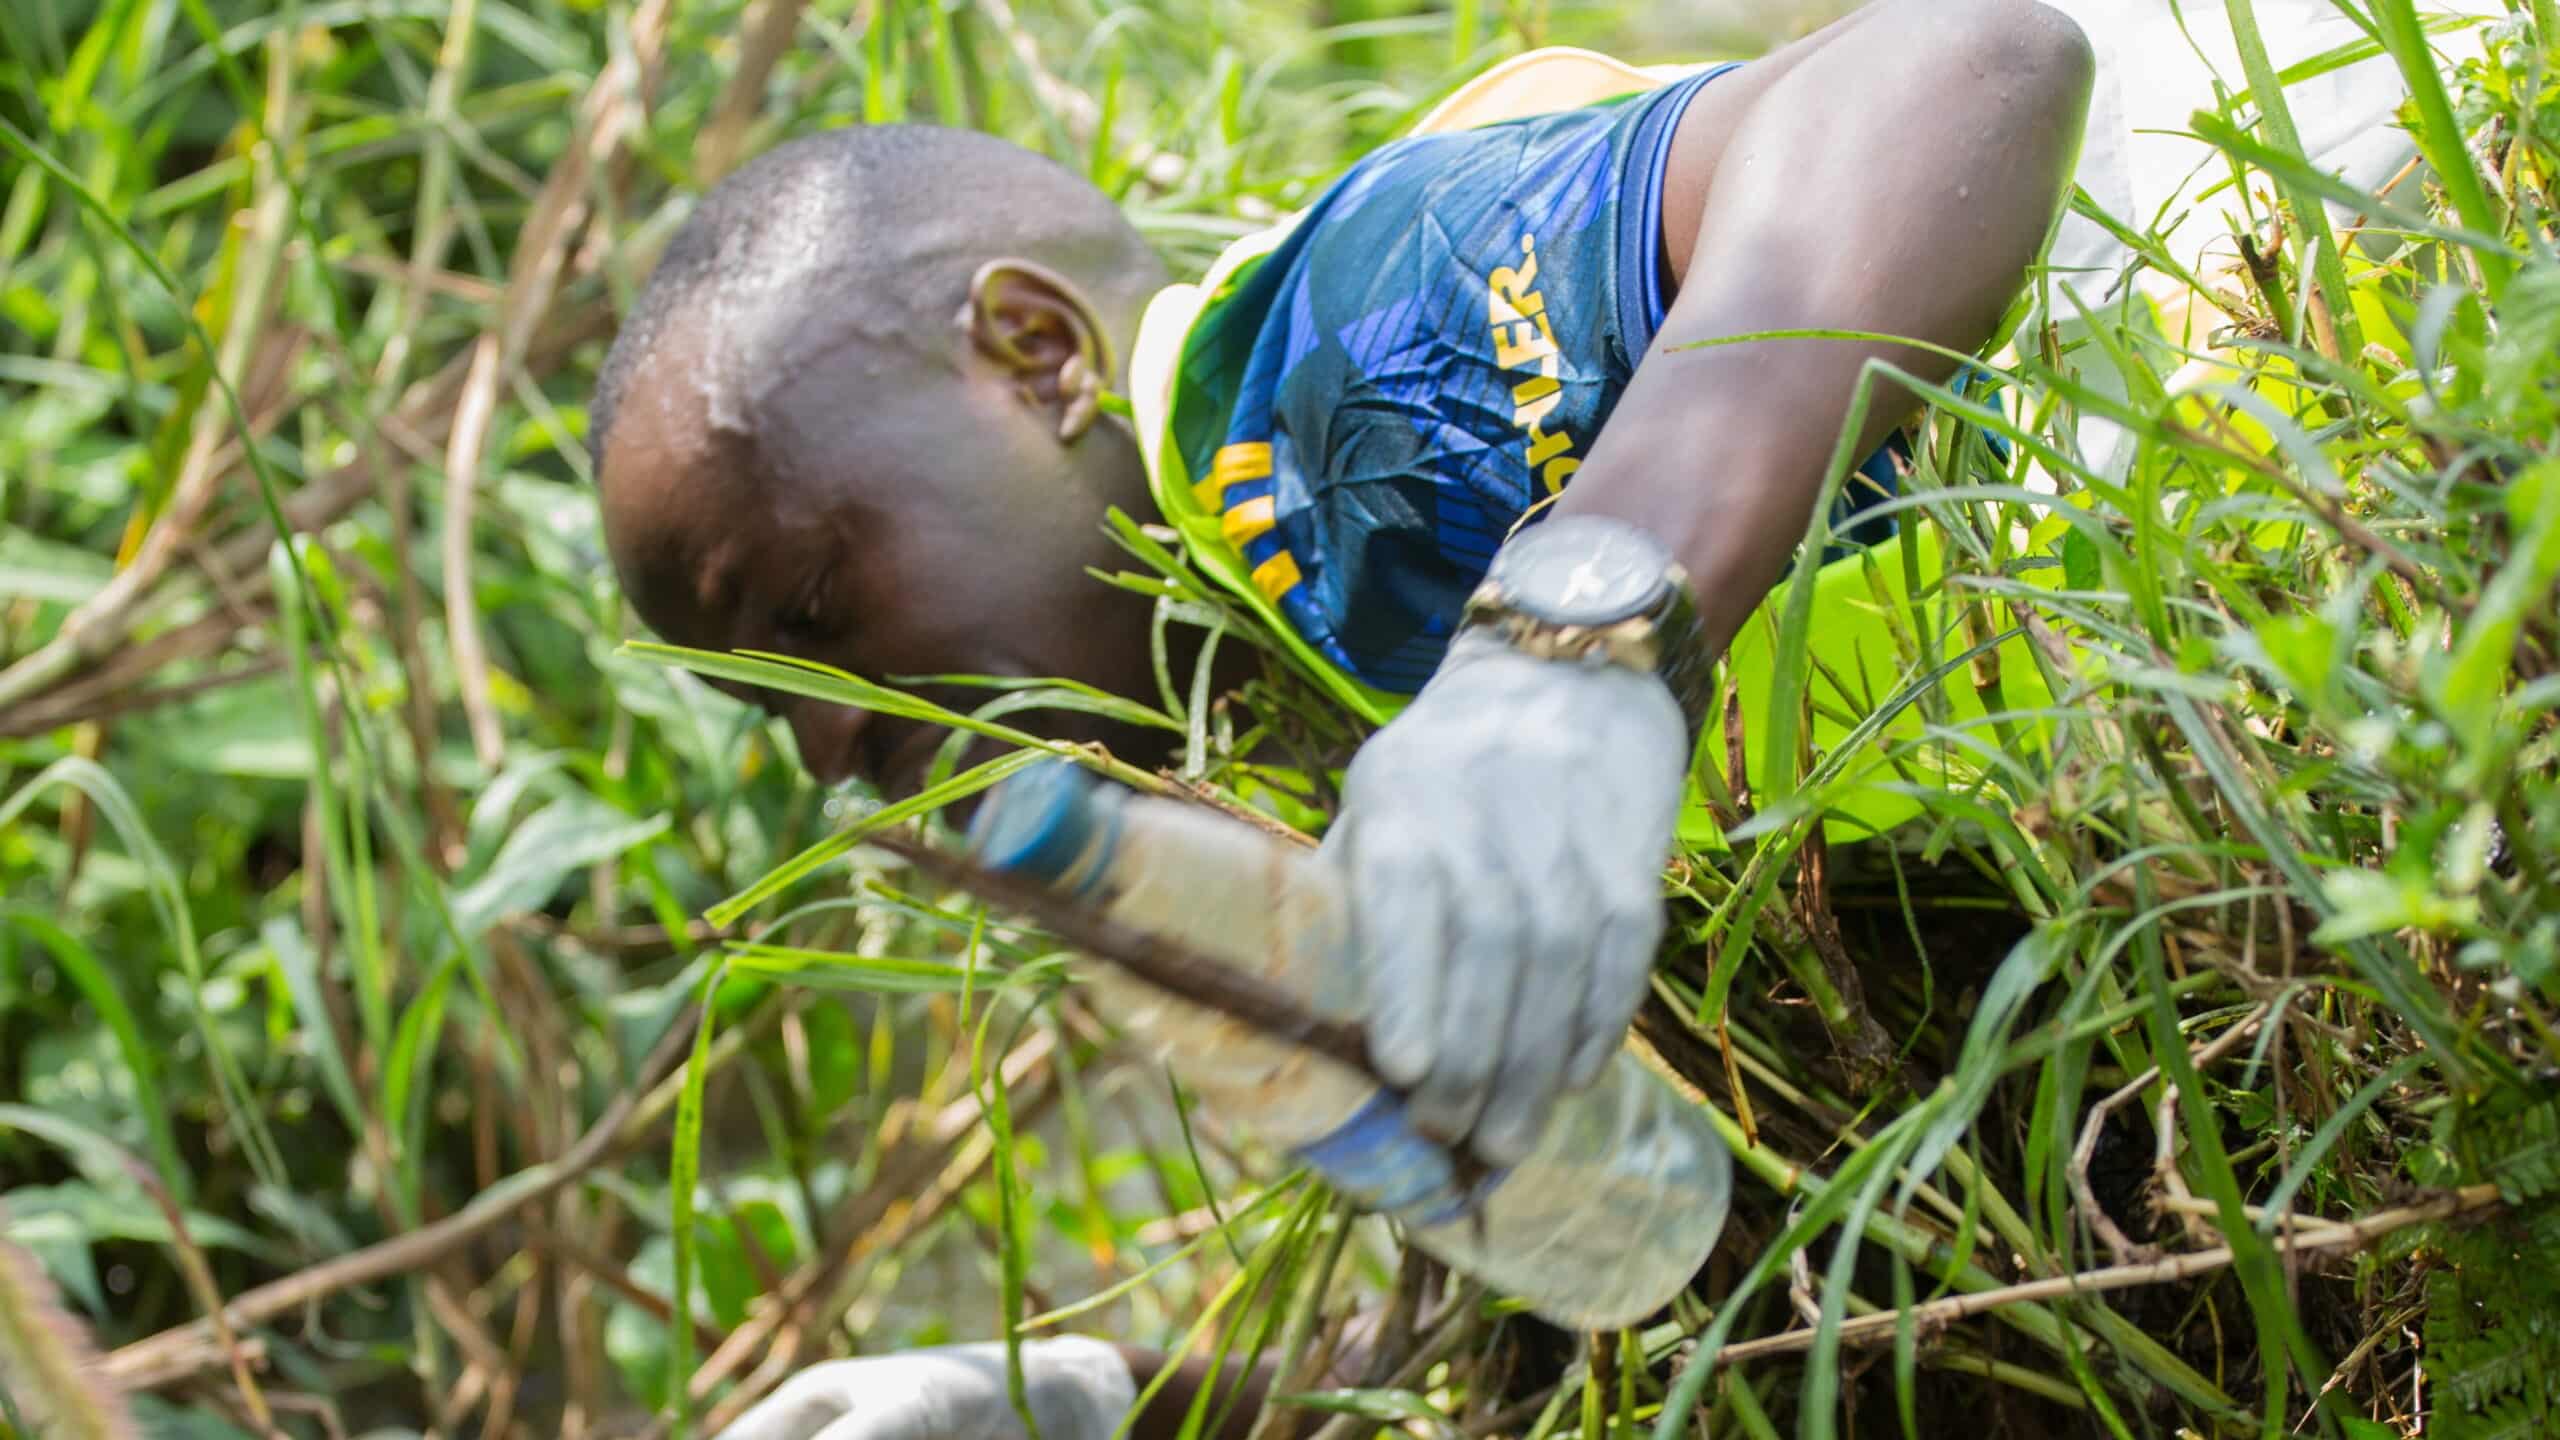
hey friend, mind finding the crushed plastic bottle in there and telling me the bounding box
[966,760,1731,1330]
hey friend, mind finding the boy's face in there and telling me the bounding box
[599,306,1164,795]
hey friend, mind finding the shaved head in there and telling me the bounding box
[592,125,1164,474]
[592,126,1196,793]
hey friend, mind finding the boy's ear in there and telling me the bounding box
[959,258,1118,443]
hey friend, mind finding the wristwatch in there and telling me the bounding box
[1458,514,1717,747]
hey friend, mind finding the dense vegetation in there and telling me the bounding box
[4,1,2557,1436]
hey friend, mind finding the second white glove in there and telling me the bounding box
[715,1337,1137,1440]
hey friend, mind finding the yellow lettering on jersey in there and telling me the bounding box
[1492,314,1560,370]
[1524,421,1572,468]
[1484,233,1580,495]
[1490,246,1542,319]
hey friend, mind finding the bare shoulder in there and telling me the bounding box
[1656,0,2092,285]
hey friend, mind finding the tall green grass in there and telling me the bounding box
[4,0,2556,1437]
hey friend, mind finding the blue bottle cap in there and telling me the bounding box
[966,760,1101,887]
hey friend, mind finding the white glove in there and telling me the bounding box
[716,1337,1137,1440]
[1325,632,1685,1169]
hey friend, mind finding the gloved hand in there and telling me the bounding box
[716,1337,1136,1440]
[1323,628,1688,1169]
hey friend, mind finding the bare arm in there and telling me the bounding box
[1559,0,2093,652]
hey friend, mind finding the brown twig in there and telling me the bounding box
[1700,1182,2501,1367]
[2070,1004,2270,1265]
[1791,835,1897,1087]
[126,1158,277,1433]
[1461,1383,1560,1437]
[443,333,509,770]
[103,1005,705,1390]
[695,0,809,182]
[325,249,501,306]
[0,606,257,736]
[263,1393,348,1440]
[2154,1085,2217,1249]
[1786,1214,1825,1329]
[1361,1248,1434,1390]
[493,1251,541,1440]
[424,1281,514,1434]
[0,657,285,739]
[524,1218,728,1354]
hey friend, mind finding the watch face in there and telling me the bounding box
[1493,517,1674,626]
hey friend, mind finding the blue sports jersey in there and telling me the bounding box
[1168,62,1904,693]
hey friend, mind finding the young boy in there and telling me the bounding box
[598,0,2090,1180]
[593,0,2498,1430]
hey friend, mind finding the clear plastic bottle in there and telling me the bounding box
[966,761,1731,1330]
